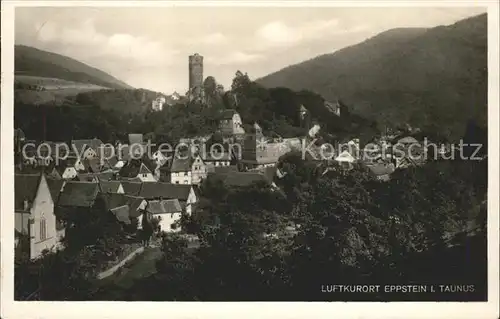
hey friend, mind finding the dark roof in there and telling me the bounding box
[125,195,146,218]
[366,163,396,177]
[146,199,182,214]
[58,181,100,207]
[15,174,41,211]
[128,133,144,145]
[222,172,271,187]
[96,171,115,181]
[170,156,195,173]
[120,181,143,196]
[99,181,123,193]
[119,161,152,178]
[78,173,98,182]
[110,205,131,224]
[104,156,118,169]
[139,182,192,200]
[218,109,238,120]
[101,193,127,210]
[46,178,64,204]
[47,167,62,180]
[83,158,102,173]
[213,165,239,174]
[201,151,231,162]
[71,138,103,154]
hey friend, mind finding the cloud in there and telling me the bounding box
[34,19,179,67]
[254,18,368,49]
[256,21,299,46]
[200,32,227,45]
[207,51,263,65]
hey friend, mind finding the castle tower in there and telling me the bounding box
[189,53,203,90]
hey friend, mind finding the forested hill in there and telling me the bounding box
[257,13,487,140]
[15,45,132,89]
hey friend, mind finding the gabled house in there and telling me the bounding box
[170,154,207,185]
[144,199,183,233]
[217,109,245,136]
[119,162,157,182]
[15,173,59,260]
[59,156,85,180]
[83,158,103,174]
[392,136,425,168]
[71,138,103,160]
[139,182,197,215]
[99,181,124,194]
[110,205,131,225]
[334,150,357,170]
[125,195,148,229]
[120,181,143,196]
[57,181,100,209]
[240,122,291,169]
[78,173,99,182]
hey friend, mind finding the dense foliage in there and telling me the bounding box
[257,14,487,140]
[15,72,377,145]
[91,157,487,301]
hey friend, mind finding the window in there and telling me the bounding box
[184,180,188,184]
[143,173,147,177]
[40,217,47,241]
[184,172,188,176]
[175,181,179,184]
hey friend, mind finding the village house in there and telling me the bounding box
[335,150,357,170]
[57,181,101,210]
[120,181,143,196]
[99,180,125,194]
[15,173,61,260]
[71,138,103,160]
[78,173,99,182]
[240,122,291,170]
[170,154,207,185]
[139,182,197,215]
[392,136,426,168]
[366,163,396,181]
[126,195,148,229]
[208,165,239,174]
[206,170,280,192]
[144,199,183,233]
[59,156,85,180]
[324,100,342,117]
[201,149,232,168]
[151,96,167,111]
[217,109,245,136]
[119,162,157,182]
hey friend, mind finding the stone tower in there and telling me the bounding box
[188,53,203,90]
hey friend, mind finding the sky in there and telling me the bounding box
[15,6,487,94]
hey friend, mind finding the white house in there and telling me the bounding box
[139,182,197,216]
[170,154,206,185]
[145,199,183,233]
[15,173,60,260]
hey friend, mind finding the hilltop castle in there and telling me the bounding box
[188,53,205,102]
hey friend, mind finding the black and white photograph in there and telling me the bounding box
[1,1,499,318]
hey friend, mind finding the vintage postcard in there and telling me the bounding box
[1,1,499,318]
